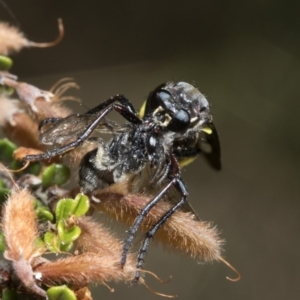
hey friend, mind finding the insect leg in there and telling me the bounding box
[121,153,186,275]
[121,178,177,268]
[38,117,62,130]
[134,176,188,282]
[24,105,114,161]
[23,96,141,162]
[85,95,141,124]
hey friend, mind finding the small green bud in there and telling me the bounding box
[42,164,70,188]
[72,194,90,217]
[57,220,81,244]
[0,139,17,162]
[47,285,77,300]
[0,231,6,252]
[0,56,13,71]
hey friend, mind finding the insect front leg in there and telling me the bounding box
[23,105,108,161]
[23,95,141,162]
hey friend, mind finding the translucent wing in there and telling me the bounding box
[39,113,122,145]
[173,122,221,171]
[199,122,222,170]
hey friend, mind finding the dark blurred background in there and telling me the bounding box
[1,1,300,299]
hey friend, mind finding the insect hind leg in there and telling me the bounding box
[24,95,141,163]
[134,176,188,282]
[121,178,177,268]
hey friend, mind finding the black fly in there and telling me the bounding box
[24,81,221,282]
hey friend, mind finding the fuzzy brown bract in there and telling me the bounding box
[1,188,47,297]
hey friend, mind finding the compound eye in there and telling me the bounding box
[144,88,172,117]
[168,109,190,132]
[157,91,172,105]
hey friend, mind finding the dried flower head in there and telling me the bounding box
[0,19,64,55]
[34,77,80,120]
[0,23,28,55]
[0,75,79,151]
[0,95,43,149]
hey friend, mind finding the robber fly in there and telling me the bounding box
[24,81,221,282]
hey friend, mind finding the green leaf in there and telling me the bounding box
[44,231,61,253]
[0,231,6,252]
[57,220,81,244]
[0,187,10,204]
[2,289,18,300]
[36,206,54,222]
[72,194,90,217]
[55,198,75,221]
[47,285,77,300]
[0,85,14,95]
[55,195,90,221]
[0,179,6,188]
[26,161,42,175]
[0,56,13,71]
[9,159,23,171]
[0,139,17,162]
[35,237,45,250]
[42,164,70,188]
[34,199,43,208]
[60,241,74,252]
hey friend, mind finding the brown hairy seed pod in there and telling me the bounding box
[92,182,223,262]
[36,217,139,288]
[1,188,47,297]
